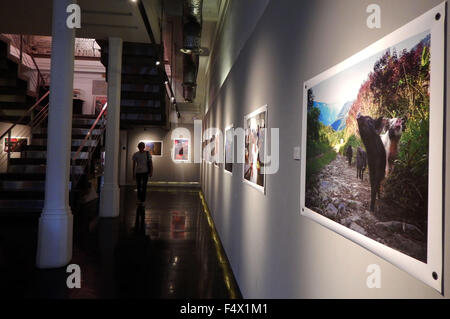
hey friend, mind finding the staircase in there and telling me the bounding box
[0,115,104,215]
[97,41,168,127]
[0,39,37,124]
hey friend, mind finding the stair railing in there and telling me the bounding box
[71,102,108,188]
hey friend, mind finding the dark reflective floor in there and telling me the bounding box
[0,187,240,299]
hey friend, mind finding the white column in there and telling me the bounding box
[36,0,75,268]
[100,37,123,218]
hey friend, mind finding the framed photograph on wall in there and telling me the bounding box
[212,132,220,168]
[243,105,267,194]
[173,138,190,162]
[3,137,28,153]
[224,124,234,175]
[300,3,445,292]
[140,140,163,157]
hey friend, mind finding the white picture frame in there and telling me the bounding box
[243,105,268,194]
[300,3,445,292]
[172,138,190,163]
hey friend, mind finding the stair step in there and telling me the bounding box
[0,115,30,123]
[23,145,94,152]
[99,42,158,57]
[31,138,99,148]
[121,83,161,93]
[121,75,163,85]
[0,94,26,103]
[122,65,158,76]
[7,164,85,175]
[0,207,42,215]
[0,86,27,95]
[10,158,46,165]
[72,118,102,126]
[121,106,163,114]
[0,173,46,181]
[0,199,44,210]
[32,127,103,136]
[120,114,163,122]
[121,99,161,108]
[22,151,90,159]
[0,191,44,200]
[0,180,45,192]
[120,55,159,66]
[121,91,163,100]
[0,101,31,110]
[73,114,98,119]
[121,119,166,127]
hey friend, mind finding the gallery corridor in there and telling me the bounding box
[0,187,240,299]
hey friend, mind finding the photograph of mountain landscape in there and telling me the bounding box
[304,30,433,263]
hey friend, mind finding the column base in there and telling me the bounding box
[36,209,73,269]
[100,183,120,218]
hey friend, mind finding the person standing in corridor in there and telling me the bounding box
[132,142,153,205]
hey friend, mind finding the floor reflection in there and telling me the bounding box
[1,186,239,299]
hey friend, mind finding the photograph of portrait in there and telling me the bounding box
[173,138,189,162]
[224,125,234,174]
[244,106,267,193]
[300,4,444,292]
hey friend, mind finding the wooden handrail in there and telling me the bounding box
[0,90,50,140]
[72,103,108,162]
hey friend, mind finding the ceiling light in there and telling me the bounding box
[155,61,160,66]
[164,81,169,85]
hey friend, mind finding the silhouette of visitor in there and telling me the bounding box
[132,142,153,205]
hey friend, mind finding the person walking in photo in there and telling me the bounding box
[132,142,153,205]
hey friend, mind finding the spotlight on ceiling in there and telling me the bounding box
[155,61,160,66]
[164,81,168,85]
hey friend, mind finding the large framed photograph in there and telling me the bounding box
[224,124,234,175]
[173,138,190,162]
[300,3,445,292]
[140,140,163,157]
[243,105,267,194]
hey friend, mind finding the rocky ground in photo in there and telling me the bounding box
[306,155,427,262]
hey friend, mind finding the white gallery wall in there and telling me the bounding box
[36,57,106,115]
[201,0,450,298]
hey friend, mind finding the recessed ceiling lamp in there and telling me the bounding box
[155,61,160,66]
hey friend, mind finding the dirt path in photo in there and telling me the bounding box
[306,155,426,262]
